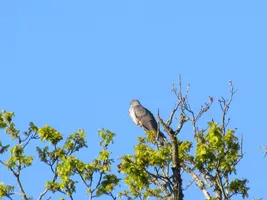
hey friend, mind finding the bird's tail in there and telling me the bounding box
[157,131,168,146]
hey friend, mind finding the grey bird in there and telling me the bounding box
[129,99,167,145]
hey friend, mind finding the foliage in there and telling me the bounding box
[0,111,119,200]
[0,79,251,200]
[118,79,249,200]
[190,122,249,199]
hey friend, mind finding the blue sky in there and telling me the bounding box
[1,1,267,199]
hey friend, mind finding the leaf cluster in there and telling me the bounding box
[0,111,119,200]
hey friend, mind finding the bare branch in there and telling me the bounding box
[157,114,175,138]
[15,173,28,200]
[181,163,212,199]
[183,179,194,191]
[91,171,103,197]
[219,80,237,134]
[195,96,214,122]
[148,173,170,197]
[38,168,58,200]
[174,114,188,135]
[259,145,267,157]
[22,132,39,149]
[38,188,49,200]
[166,103,180,127]
[215,169,227,199]
[108,192,117,200]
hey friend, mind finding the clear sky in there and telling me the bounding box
[1,1,267,199]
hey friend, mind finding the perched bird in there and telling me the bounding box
[129,99,167,145]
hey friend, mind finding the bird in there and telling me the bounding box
[129,99,167,146]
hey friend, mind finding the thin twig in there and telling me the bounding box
[181,163,212,199]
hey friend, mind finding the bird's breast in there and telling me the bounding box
[129,106,139,125]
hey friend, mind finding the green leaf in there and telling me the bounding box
[96,174,120,196]
[0,182,14,198]
[229,179,249,198]
[38,125,63,145]
[99,129,115,147]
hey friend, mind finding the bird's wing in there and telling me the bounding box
[131,103,168,146]
[134,105,158,131]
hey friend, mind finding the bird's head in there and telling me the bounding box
[130,99,141,106]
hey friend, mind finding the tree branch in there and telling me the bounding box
[181,163,212,199]
[219,80,237,134]
[15,173,28,200]
[158,114,183,200]
[38,169,58,200]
